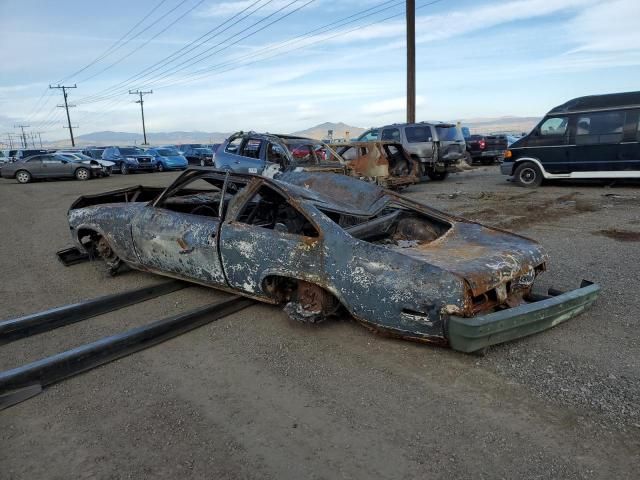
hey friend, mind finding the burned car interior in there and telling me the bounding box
[158,178,243,217]
[237,185,319,237]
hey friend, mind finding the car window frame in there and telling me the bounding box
[229,180,321,238]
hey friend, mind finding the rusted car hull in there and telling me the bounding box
[330,141,419,189]
[66,170,600,353]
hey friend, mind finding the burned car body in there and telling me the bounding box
[66,169,599,352]
[214,132,344,176]
[331,140,419,189]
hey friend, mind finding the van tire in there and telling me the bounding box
[514,162,542,188]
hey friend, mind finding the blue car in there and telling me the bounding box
[146,147,188,172]
[102,146,157,174]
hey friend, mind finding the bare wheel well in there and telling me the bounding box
[77,228,100,249]
[263,275,342,323]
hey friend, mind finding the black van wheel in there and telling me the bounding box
[514,162,542,188]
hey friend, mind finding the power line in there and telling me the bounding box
[57,0,169,83]
[24,1,170,125]
[76,0,193,84]
[155,0,409,89]
[49,84,78,146]
[77,0,315,105]
[137,0,307,90]
[75,0,269,105]
[151,0,444,92]
[129,90,153,145]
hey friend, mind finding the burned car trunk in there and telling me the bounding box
[332,141,419,189]
[65,169,599,353]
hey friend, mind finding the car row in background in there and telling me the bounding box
[0,144,190,183]
[177,144,216,166]
[0,153,104,183]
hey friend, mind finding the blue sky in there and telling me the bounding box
[1,0,639,141]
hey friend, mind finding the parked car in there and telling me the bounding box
[1,153,102,183]
[56,150,115,176]
[465,134,508,165]
[102,146,156,174]
[179,145,215,166]
[145,146,188,171]
[206,143,221,153]
[331,140,419,189]
[66,169,599,353]
[81,147,106,160]
[214,132,343,176]
[501,91,640,187]
[357,122,466,180]
[4,149,52,162]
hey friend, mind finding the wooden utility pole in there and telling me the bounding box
[406,0,416,124]
[50,84,77,146]
[14,125,30,148]
[129,90,153,145]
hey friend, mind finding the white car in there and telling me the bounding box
[56,151,115,176]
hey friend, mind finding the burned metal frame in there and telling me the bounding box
[0,296,254,410]
[330,140,420,188]
[0,281,185,345]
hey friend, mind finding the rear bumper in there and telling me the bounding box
[472,150,504,158]
[447,281,600,353]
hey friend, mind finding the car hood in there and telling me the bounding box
[389,222,548,296]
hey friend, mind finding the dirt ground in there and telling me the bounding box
[1,167,639,479]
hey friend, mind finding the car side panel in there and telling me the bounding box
[215,149,265,173]
[69,203,147,264]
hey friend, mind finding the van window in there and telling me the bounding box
[576,111,625,145]
[540,117,568,136]
[406,126,432,143]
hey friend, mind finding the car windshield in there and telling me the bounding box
[119,148,145,155]
[157,148,179,156]
[435,125,464,141]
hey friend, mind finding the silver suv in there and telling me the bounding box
[357,122,466,180]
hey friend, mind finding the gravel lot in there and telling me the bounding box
[1,167,639,479]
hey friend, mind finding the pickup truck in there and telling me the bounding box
[466,134,508,165]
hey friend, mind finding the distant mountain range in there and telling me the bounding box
[44,117,539,147]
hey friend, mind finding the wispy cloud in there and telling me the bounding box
[198,0,322,17]
[566,0,640,53]
[362,96,425,115]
